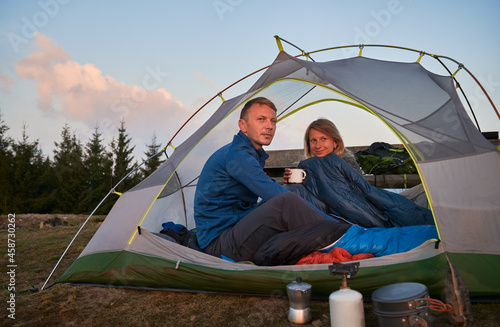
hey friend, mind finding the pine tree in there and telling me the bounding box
[34,156,58,213]
[140,132,165,178]
[52,123,85,213]
[0,112,14,213]
[79,125,113,214]
[110,120,140,194]
[10,124,46,212]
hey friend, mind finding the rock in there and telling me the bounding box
[311,319,323,327]
[39,217,67,228]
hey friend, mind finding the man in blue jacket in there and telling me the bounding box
[194,97,351,265]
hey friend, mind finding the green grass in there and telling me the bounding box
[1,216,499,326]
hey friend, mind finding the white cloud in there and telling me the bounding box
[16,33,193,142]
[0,68,14,93]
[195,71,215,89]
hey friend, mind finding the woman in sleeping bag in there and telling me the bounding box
[283,118,434,228]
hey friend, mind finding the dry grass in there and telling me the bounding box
[1,215,499,326]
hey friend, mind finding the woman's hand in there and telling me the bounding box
[283,168,292,183]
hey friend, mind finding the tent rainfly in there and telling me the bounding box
[53,42,500,302]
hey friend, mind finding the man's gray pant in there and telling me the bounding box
[204,192,351,265]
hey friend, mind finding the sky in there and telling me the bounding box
[1,0,499,161]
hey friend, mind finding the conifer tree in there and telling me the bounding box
[10,124,46,212]
[110,120,140,194]
[34,156,58,213]
[79,125,113,214]
[0,112,14,213]
[52,123,85,213]
[140,132,165,178]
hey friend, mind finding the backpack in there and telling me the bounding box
[355,142,417,175]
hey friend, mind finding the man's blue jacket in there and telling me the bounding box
[194,131,287,249]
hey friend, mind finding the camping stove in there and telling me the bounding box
[328,262,365,327]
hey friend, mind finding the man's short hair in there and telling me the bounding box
[240,97,277,120]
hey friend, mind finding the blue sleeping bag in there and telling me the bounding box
[323,224,439,257]
[293,153,434,228]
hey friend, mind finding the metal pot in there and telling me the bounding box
[372,282,432,327]
[287,277,312,324]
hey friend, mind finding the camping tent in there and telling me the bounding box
[55,42,500,299]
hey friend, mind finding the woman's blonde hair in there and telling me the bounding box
[304,118,345,158]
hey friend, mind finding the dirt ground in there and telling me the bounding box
[1,214,499,326]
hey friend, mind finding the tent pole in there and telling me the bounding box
[464,68,500,121]
[41,191,113,290]
[41,149,165,290]
[433,57,482,131]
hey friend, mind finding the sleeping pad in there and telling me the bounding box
[287,153,434,228]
